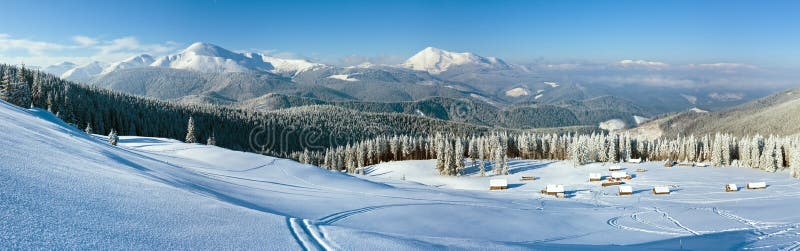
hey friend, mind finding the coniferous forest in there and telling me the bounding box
[2,63,799,179]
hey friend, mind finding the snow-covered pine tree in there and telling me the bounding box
[478,137,486,176]
[0,67,12,101]
[607,134,618,163]
[791,138,800,178]
[366,139,376,166]
[390,136,400,161]
[455,137,465,175]
[300,149,310,164]
[84,123,93,134]
[207,132,216,146]
[108,129,119,146]
[711,133,723,167]
[468,136,477,168]
[185,116,197,143]
[345,144,355,173]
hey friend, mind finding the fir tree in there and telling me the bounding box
[185,116,197,143]
[108,129,119,146]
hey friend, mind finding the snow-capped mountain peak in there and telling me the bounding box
[47,42,333,81]
[401,47,510,74]
[150,42,274,73]
[100,54,155,75]
[60,61,108,82]
[42,62,77,76]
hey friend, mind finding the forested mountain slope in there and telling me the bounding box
[240,93,646,129]
[640,87,800,137]
[2,64,602,157]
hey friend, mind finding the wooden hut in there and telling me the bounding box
[489,179,508,190]
[725,183,738,192]
[541,184,565,197]
[588,173,602,182]
[611,171,631,180]
[652,186,670,195]
[619,185,633,196]
[608,165,622,171]
[627,158,642,164]
[747,182,767,190]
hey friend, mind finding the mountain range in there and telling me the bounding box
[41,42,772,129]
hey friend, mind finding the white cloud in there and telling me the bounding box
[0,34,179,67]
[618,59,669,67]
[72,36,98,47]
[0,33,69,56]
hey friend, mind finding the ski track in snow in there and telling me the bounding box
[653,207,700,236]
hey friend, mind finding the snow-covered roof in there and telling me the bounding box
[653,186,670,193]
[589,173,602,179]
[611,171,628,179]
[619,185,633,193]
[727,184,738,190]
[546,184,564,193]
[748,182,766,189]
[608,165,622,171]
[628,158,642,163]
[490,179,508,187]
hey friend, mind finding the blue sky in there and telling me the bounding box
[2,0,800,67]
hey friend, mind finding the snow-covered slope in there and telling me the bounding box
[401,47,510,74]
[150,42,274,73]
[42,62,77,76]
[4,99,800,249]
[100,54,155,74]
[60,61,107,82]
[244,52,326,75]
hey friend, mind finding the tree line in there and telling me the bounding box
[0,64,492,157]
[300,131,800,179]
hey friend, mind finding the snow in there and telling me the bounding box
[544,81,560,88]
[150,42,273,73]
[690,107,709,113]
[611,171,629,179]
[490,179,508,187]
[747,182,767,189]
[327,74,359,82]
[4,100,800,249]
[653,186,671,194]
[253,54,325,75]
[589,173,602,180]
[534,94,544,100]
[504,87,529,97]
[401,47,509,74]
[633,115,650,125]
[609,165,622,171]
[599,119,626,131]
[545,184,565,193]
[42,62,77,76]
[60,61,107,82]
[100,54,155,75]
[619,185,633,194]
[469,93,499,106]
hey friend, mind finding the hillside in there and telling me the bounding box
[3,100,800,249]
[45,43,768,119]
[638,88,800,137]
[239,93,645,129]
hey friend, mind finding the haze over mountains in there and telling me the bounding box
[39,42,781,130]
